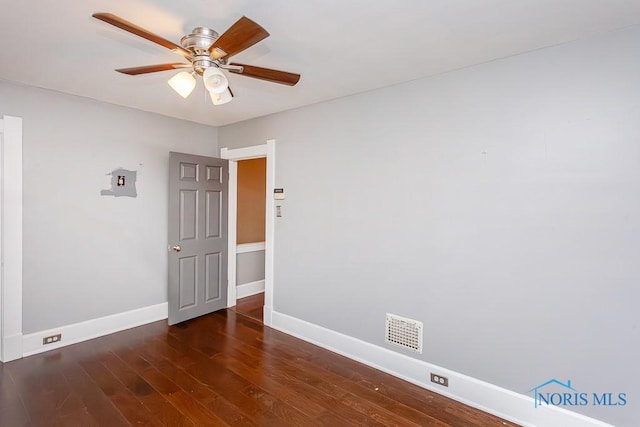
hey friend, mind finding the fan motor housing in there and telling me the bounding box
[180,27,219,54]
[192,58,216,75]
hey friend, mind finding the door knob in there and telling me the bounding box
[171,245,181,252]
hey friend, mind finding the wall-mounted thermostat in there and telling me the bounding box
[274,188,285,200]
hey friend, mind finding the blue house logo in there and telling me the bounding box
[528,379,627,408]
[529,379,577,408]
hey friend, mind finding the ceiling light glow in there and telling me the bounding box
[168,71,196,98]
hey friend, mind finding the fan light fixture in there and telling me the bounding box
[210,89,232,105]
[203,67,229,94]
[93,13,301,108]
[168,67,231,105]
[167,71,196,98]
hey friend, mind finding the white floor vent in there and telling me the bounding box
[385,313,423,353]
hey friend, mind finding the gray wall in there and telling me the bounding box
[219,26,640,426]
[237,250,265,286]
[0,81,218,334]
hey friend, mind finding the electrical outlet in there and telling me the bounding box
[43,334,62,345]
[430,373,449,387]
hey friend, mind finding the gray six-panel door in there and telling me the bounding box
[168,152,228,325]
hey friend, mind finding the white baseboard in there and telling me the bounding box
[270,311,613,427]
[2,332,24,362]
[22,302,168,357]
[236,242,266,254]
[236,280,265,299]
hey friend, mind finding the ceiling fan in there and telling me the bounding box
[92,13,300,105]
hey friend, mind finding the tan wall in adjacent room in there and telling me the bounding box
[237,158,266,244]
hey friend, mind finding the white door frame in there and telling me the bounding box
[221,140,275,326]
[0,115,24,362]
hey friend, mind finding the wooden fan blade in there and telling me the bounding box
[115,63,191,75]
[209,16,269,59]
[228,63,300,86]
[93,13,192,60]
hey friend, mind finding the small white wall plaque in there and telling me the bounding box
[274,188,285,200]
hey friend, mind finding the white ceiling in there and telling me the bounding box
[2,1,640,127]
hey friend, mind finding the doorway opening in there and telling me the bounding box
[221,140,276,326]
[231,157,266,322]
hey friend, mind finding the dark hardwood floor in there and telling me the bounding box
[0,295,518,426]
[230,292,264,322]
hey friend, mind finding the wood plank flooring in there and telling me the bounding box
[229,292,264,322]
[0,296,518,426]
